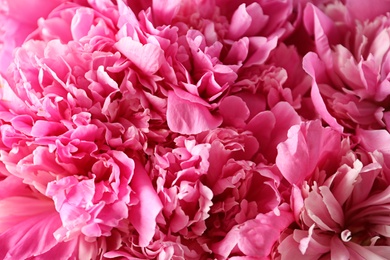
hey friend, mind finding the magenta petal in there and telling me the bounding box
[167,91,222,134]
[129,160,163,247]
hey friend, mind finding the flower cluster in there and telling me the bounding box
[0,0,389,259]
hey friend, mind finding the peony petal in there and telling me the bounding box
[166,91,222,135]
[330,236,350,259]
[219,95,250,128]
[0,212,62,259]
[71,7,94,41]
[276,120,341,185]
[227,4,252,40]
[152,0,181,25]
[115,37,165,75]
[345,0,390,22]
[129,160,163,247]
[212,205,293,258]
[303,3,339,67]
[303,52,344,132]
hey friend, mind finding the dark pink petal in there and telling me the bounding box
[246,102,300,162]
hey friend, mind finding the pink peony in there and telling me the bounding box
[1,0,389,259]
[277,142,390,259]
[302,1,390,132]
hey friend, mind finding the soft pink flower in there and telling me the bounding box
[144,128,291,258]
[278,156,390,259]
[0,1,166,256]
[302,2,390,132]
[276,130,390,259]
[0,174,102,259]
[126,0,303,135]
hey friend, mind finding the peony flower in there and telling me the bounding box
[302,1,390,133]
[137,127,293,258]
[0,1,164,257]
[1,0,389,258]
[277,146,390,259]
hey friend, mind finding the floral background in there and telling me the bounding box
[0,0,390,259]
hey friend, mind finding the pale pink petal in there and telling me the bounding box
[71,7,95,41]
[115,37,165,75]
[152,0,180,25]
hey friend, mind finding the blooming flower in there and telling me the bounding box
[302,1,390,132]
[0,0,390,258]
[277,143,390,259]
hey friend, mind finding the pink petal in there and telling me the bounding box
[276,120,341,185]
[30,120,67,137]
[345,0,390,21]
[212,205,293,258]
[166,91,222,135]
[71,7,94,41]
[152,0,181,25]
[330,236,350,260]
[303,52,344,132]
[303,3,339,66]
[129,160,163,247]
[219,95,250,128]
[246,101,300,162]
[0,212,62,259]
[115,37,165,75]
[227,4,252,40]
